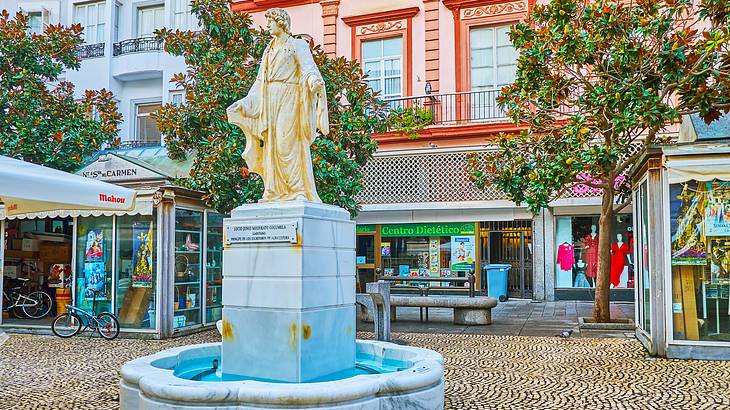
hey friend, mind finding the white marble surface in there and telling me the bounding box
[119,340,444,410]
[222,201,355,382]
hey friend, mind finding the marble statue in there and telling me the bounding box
[227,8,329,203]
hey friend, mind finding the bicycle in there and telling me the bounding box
[2,276,53,319]
[51,288,119,340]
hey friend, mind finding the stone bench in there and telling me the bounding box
[358,294,497,326]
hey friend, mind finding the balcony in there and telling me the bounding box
[382,89,508,129]
[113,36,164,56]
[78,43,105,59]
[117,140,162,149]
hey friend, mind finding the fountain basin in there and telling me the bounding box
[120,339,444,409]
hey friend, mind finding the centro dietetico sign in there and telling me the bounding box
[380,223,475,237]
[225,220,298,244]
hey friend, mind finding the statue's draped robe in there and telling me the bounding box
[227,36,328,202]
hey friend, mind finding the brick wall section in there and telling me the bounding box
[424,0,440,93]
[321,0,340,57]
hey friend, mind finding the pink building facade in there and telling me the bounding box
[232,0,638,303]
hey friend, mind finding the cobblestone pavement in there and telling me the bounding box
[1,330,730,409]
[366,300,636,338]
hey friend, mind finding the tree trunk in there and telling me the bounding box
[593,187,615,323]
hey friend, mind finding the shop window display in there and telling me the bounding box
[76,216,113,313]
[555,215,634,289]
[115,214,156,329]
[206,213,223,323]
[174,209,203,328]
[380,223,476,287]
[670,180,730,342]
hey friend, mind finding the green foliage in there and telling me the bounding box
[385,105,434,139]
[154,0,383,215]
[0,11,121,172]
[469,0,729,213]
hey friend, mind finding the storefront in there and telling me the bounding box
[552,211,635,301]
[632,138,730,359]
[357,222,479,291]
[0,147,223,338]
[355,216,540,297]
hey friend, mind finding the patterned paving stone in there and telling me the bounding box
[1,330,729,409]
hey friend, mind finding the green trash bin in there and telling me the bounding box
[486,264,511,302]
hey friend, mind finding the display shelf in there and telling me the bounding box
[174,307,200,312]
[175,250,201,254]
[174,281,201,286]
[206,304,223,309]
[207,284,222,288]
[175,229,202,234]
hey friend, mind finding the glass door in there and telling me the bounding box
[174,209,202,328]
[76,216,113,314]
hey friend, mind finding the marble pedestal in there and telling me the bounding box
[221,201,355,383]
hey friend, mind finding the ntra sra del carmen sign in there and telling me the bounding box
[381,223,475,238]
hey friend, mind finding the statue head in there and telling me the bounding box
[265,8,291,36]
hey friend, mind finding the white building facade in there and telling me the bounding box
[1,0,196,147]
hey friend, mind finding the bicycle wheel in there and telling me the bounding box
[22,291,53,319]
[96,313,120,340]
[51,312,82,338]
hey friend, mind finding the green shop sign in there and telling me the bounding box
[356,224,376,233]
[381,223,475,238]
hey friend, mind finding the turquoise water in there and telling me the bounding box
[173,353,409,383]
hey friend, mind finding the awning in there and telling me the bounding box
[666,153,730,184]
[0,155,136,216]
[0,195,154,220]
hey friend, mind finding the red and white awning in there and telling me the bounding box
[0,155,136,217]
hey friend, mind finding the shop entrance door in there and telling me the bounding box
[480,221,533,299]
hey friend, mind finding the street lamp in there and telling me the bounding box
[425,81,432,95]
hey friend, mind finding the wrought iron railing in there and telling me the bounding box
[381,89,508,128]
[113,37,163,56]
[117,140,162,149]
[77,43,105,59]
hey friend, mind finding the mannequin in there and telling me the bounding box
[573,259,591,288]
[610,233,631,287]
[582,224,599,279]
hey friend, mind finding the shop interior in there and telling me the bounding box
[2,217,73,326]
[670,180,730,342]
[555,214,635,290]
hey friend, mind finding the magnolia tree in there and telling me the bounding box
[0,11,121,171]
[155,0,383,215]
[469,0,730,321]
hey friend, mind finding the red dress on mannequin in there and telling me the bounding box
[610,242,630,287]
[582,234,599,278]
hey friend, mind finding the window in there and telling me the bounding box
[114,4,120,43]
[554,215,635,289]
[170,91,184,107]
[173,0,198,31]
[75,216,113,315]
[115,214,157,329]
[636,181,651,332]
[74,2,106,44]
[137,5,164,37]
[669,180,730,342]
[27,12,43,34]
[361,37,403,100]
[469,25,518,90]
[135,102,162,145]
